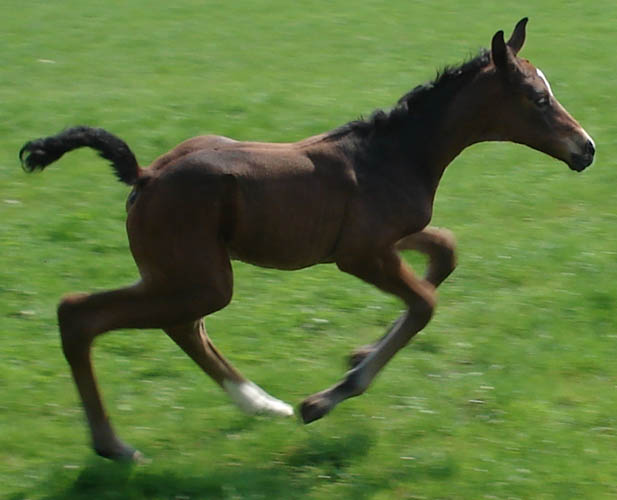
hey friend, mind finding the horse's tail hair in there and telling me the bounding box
[19,126,141,185]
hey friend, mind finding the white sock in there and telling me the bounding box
[223,380,294,417]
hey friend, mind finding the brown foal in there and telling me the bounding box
[20,18,595,460]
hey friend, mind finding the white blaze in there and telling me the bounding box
[536,67,595,150]
[536,68,554,97]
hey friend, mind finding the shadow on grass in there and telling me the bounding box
[35,430,380,500]
[41,464,289,500]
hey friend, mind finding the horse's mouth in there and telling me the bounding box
[569,153,594,172]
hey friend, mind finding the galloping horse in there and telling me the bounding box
[20,18,595,461]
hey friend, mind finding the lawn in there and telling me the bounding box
[2,1,617,498]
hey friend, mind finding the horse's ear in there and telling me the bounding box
[507,17,528,55]
[491,30,508,70]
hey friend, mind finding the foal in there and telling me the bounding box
[20,18,594,460]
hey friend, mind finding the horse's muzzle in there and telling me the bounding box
[569,139,595,172]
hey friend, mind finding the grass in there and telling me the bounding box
[2,0,617,498]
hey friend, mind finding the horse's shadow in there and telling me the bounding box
[37,429,379,500]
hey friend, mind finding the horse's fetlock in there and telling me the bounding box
[340,368,369,398]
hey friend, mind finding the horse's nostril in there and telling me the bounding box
[585,140,596,157]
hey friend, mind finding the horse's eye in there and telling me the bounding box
[534,95,550,108]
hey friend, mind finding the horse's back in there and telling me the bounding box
[140,135,357,270]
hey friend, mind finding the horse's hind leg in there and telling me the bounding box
[348,227,456,368]
[58,282,227,460]
[60,269,291,459]
[164,320,293,417]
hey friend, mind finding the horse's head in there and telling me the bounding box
[488,18,595,171]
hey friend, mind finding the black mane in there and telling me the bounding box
[330,49,491,138]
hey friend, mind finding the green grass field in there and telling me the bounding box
[2,1,617,498]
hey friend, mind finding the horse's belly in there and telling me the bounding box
[227,249,331,270]
[225,194,345,270]
[226,220,339,270]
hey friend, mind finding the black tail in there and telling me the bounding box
[19,126,141,185]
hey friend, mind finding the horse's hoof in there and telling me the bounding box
[299,394,332,424]
[94,441,144,463]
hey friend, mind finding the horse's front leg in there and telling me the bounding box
[396,226,457,286]
[348,226,456,368]
[300,249,436,423]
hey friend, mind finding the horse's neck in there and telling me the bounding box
[427,73,501,176]
[342,72,498,192]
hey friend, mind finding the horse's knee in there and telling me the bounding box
[436,228,457,270]
[426,229,457,286]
